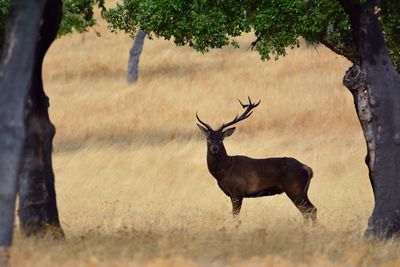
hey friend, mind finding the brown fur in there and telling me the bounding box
[205,143,317,223]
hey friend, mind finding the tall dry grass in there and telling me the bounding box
[8,11,400,267]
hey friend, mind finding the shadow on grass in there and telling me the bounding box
[53,130,202,153]
[12,223,395,266]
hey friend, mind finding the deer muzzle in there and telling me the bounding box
[210,145,219,154]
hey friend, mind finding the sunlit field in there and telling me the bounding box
[8,10,400,267]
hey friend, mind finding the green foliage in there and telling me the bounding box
[381,1,400,71]
[0,0,8,49]
[59,0,106,36]
[105,0,400,71]
[298,1,356,62]
[59,0,97,36]
[0,0,398,70]
[105,0,250,53]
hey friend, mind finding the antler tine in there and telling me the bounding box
[238,98,247,108]
[239,96,261,108]
[247,96,252,106]
[196,112,213,130]
[218,97,261,131]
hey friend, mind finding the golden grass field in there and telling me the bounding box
[8,10,400,267]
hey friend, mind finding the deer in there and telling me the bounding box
[196,97,317,224]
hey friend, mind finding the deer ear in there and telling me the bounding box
[222,127,236,138]
[197,124,209,137]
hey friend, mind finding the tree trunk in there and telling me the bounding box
[127,29,146,83]
[0,0,49,248]
[17,0,64,238]
[339,0,400,239]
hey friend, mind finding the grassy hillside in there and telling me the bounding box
[9,11,400,267]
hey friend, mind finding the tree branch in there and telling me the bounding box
[320,38,357,64]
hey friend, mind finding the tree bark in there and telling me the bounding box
[17,0,64,238]
[0,0,48,248]
[127,29,145,83]
[339,0,400,239]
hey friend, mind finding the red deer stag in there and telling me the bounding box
[196,97,317,223]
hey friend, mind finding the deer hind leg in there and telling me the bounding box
[286,191,317,225]
[298,196,317,225]
[231,197,243,218]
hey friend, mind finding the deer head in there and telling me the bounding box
[197,97,261,155]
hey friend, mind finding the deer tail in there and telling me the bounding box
[304,165,313,179]
[303,165,313,194]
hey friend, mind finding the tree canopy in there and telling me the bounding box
[104,0,400,71]
[1,0,397,70]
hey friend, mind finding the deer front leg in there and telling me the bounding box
[231,197,243,218]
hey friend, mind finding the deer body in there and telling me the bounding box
[197,97,317,223]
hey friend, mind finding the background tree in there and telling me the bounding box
[105,0,400,239]
[127,29,146,83]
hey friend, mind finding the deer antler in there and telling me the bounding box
[218,96,260,131]
[196,112,213,130]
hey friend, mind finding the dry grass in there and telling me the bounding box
[8,10,400,267]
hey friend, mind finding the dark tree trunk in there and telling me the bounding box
[339,0,400,239]
[0,0,49,249]
[17,0,64,238]
[127,29,145,83]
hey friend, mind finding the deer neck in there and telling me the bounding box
[207,145,232,180]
